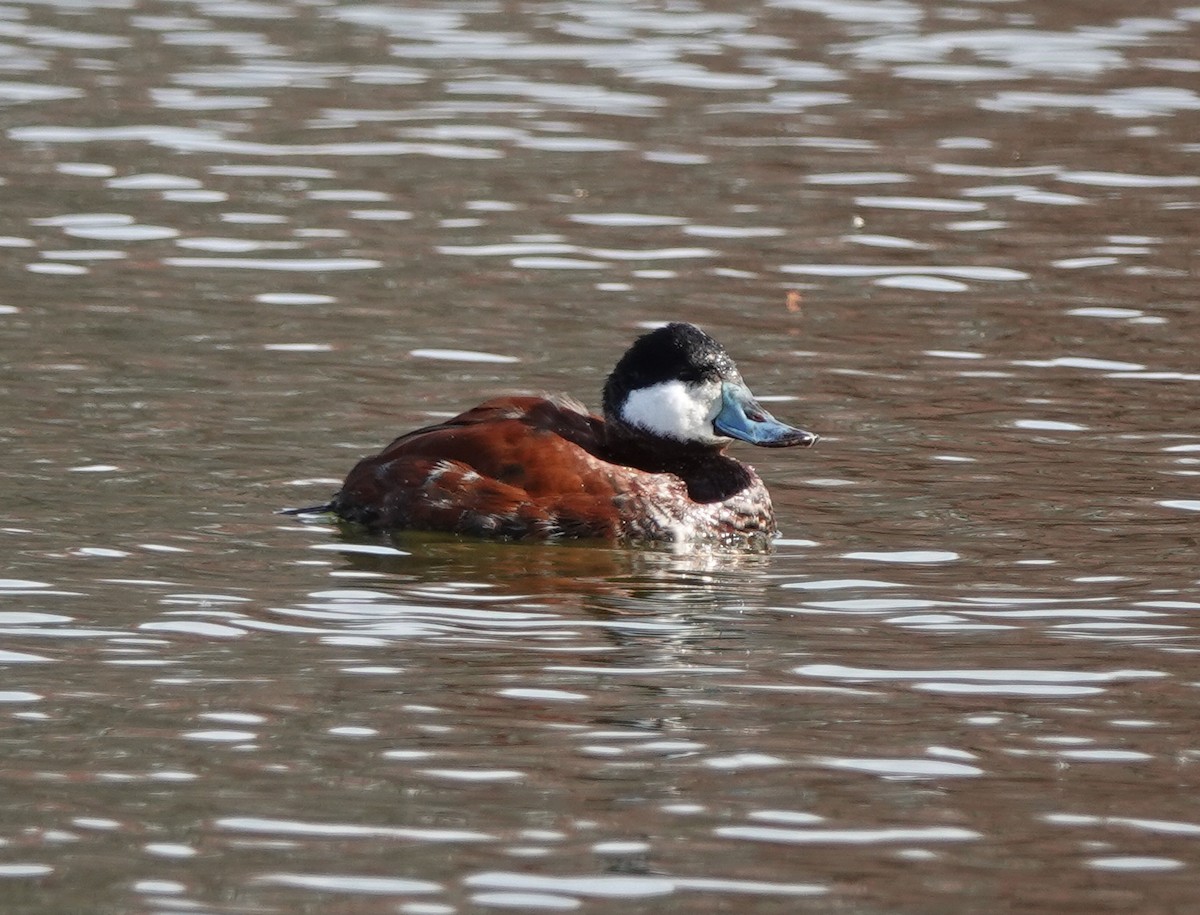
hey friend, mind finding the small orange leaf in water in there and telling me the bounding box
[785,290,803,313]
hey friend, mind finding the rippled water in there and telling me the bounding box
[2,0,1199,911]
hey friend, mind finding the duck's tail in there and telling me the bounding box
[278,503,334,517]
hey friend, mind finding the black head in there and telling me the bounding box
[601,322,819,450]
[602,323,737,420]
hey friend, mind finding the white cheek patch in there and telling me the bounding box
[620,379,728,445]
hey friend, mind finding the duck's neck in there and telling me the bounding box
[603,418,754,504]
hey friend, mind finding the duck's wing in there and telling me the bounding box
[330,396,625,538]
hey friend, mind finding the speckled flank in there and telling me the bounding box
[614,465,777,549]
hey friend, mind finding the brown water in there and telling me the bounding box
[2,0,1200,912]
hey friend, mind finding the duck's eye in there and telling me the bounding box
[679,367,716,385]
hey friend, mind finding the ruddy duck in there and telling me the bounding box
[298,323,817,548]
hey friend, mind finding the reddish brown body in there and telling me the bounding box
[330,395,778,547]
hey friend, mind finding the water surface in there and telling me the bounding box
[2,0,1199,912]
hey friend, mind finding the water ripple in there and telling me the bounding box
[464,871,825,899]
[779,264,1028,281]
[256,874,442,895]
[163,257,381,271]
[814,757,984,777]
[216,817,492,843]
[716,825,979,844]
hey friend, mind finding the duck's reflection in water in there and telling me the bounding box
[269,524,780,658]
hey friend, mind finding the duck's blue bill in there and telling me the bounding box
[714,382,818,448]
